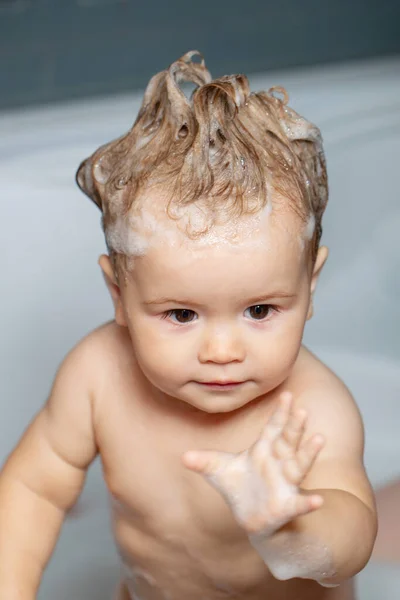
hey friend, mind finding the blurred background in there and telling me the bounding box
[1,1,400,599]
[1,0,400,109]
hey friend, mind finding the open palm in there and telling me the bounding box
[183,392,325,536]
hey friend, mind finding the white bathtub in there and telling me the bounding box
[1,56,399,599]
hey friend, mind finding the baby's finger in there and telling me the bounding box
[282,408,307,450]
[298,434,325,473]
[272,408,307,460]
[182,450,232,476]
[286,492,324,519]
[263,392,293,439]
[284,434,325,484]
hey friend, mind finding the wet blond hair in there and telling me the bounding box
[76,50,328,270]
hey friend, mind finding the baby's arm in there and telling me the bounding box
[184,380,377,587]
[252,381,377,586]
[0,338,98,599]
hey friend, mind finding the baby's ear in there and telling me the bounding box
[98,254,127,327]
[307,246,328,320]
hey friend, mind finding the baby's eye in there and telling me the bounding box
[164,309,197,324]
[245,304,274,320]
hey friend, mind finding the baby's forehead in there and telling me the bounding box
[108,190,310,260]
[126,204,310,301]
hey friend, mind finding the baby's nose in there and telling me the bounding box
[198,327,245,364]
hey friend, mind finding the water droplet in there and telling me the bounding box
[116,176,128,189]
[93,157,109,184]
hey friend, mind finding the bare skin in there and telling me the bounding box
[0,211,376,600]
[96,324,357,600]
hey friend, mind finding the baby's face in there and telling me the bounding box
[109,204,323,414]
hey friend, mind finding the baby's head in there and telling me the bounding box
[76,51,329,414]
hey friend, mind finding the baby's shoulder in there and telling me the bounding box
[69,320,134,390]
[291,346,363,444]
[82,319,131,354]
[293,346,349,394]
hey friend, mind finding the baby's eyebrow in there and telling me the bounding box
[143,297,203,307]
[143,292,296,306]
[245,292,297,304]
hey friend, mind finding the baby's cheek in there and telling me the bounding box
[254,346,297,392]
[131,323,168,361]
[136,336,190,389]
[267,334,303,375]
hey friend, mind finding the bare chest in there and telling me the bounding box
[99,396,266,598]
[98,386,259,539]
[94,382,353,600]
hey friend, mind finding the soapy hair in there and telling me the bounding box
[76,50,328,269]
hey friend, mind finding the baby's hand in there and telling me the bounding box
[183,392,325,536]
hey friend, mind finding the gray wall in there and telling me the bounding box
[1,0,400,109]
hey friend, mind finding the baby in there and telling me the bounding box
[0,51,377,600]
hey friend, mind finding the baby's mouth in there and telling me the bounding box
[196,381,245,389]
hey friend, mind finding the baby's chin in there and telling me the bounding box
[183,398,248,415]
[146,374,273,415]
[174,385,266,415]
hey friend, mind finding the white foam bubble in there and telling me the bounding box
[304,213,316,241]
[249,530,337,584]
[105,216,149,256]
[93,155,111,185]
[104,197,274,257]
[122,563,170,600]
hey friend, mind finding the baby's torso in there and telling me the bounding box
[91,322,354,600]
